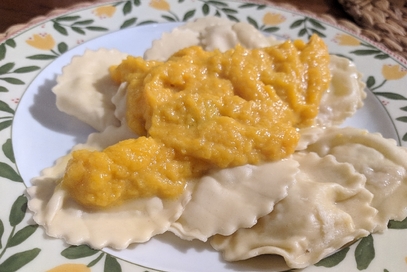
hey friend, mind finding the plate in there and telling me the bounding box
[1,0,407,271]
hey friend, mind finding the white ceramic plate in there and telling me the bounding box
[1,0,407,271]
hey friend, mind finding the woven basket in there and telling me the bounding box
[338,0,407,61]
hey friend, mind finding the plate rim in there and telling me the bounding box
[1,1,407,271]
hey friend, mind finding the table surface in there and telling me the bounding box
[0,0,353,34]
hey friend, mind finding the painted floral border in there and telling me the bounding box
[0,0,406,271]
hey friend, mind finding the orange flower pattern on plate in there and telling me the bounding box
[149,0,170,11]
[47,263,91,272]
[262,12,286,25]
[382,64,407,80]
[93,5,117,18]
[26,33,55,50]
[334,33,361,46]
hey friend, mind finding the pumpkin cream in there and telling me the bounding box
[61,34,330,208]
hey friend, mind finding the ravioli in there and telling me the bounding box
[27,122,195,249]
[53,49,127,131]
[28,178,193,249]
[316,55,366,127]
[210,152,377,268]
[170,158,299,241]
[306,126,407,231]
[28,83,194,248]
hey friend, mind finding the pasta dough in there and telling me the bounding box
[170,159,299,241]
[210,152,377,268]
[316,55,366,127]
[53,49,127,131]
[306,126,407,231]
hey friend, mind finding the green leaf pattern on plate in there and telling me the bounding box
[52,16,109,36]
[0,195,40,271]
[61,245,99,259]
[290,17,327,38]
[0,248,41,272]
[364,64,407,142]
[355,235,375,270]
[349,42,389,60]
[0,39,16,62]
[104,254,122,272]
[315,247,350,268]
[0,62,40,92]
[61,245,124,271]
[388,217,407,229]
[0,0,407,271]
[246,15,280,33]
